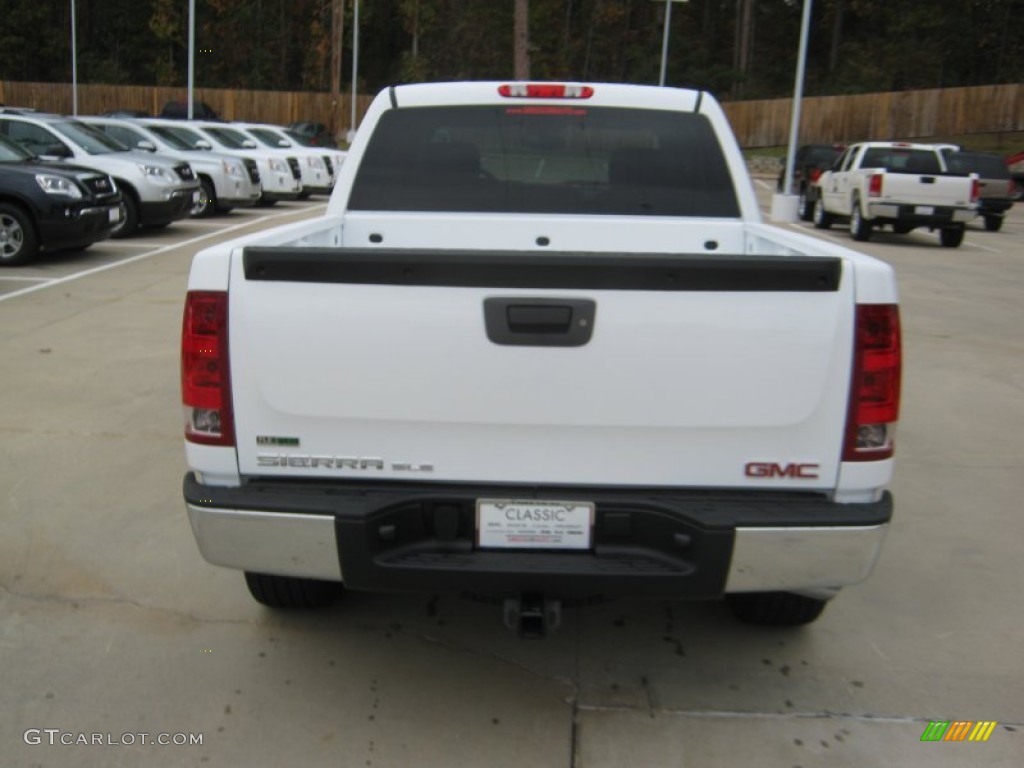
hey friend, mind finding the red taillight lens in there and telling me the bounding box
[868,173,883,198]
[182,291,234,446]
[498,84,594,99]
[809,168,822,182]
[970,178,980,202]
[844,304,901,462]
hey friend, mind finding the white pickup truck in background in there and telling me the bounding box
[181,82,901,636]
[808,141,978,247]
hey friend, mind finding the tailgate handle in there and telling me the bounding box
[920,176,936,184]
[484,298,595,347]
[508,305,572,333]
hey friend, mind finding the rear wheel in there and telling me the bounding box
[0,203,38,266]
[244,572,341,609]
[849,202,873,241]
[797,187,814,221]
[983,215,1002,232]
[812,198,833,229]
[727,592,828,626]
[940,226,965,247]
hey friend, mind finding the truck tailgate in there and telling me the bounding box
[228,247,854,490]
[874,171,974,207]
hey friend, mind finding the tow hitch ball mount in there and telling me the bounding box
[503,594,562,638]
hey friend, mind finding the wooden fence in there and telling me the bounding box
[2,80,1021,147]
[0,81,375,138]
[724,83,1024,147]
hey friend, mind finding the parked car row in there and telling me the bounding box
[78,117,260,217]
[0,107,346,265]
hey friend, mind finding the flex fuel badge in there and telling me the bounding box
[256,436,300,447]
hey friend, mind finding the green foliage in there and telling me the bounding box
[0,0,1020,99]
[0,4,69,82]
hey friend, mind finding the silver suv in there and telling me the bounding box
[0,113,200,237]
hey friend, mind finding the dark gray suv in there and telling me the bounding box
[940,150,1016,232]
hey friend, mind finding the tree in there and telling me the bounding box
[514,0,531,78]
[1,0,1021,100]
[149,0,185,85]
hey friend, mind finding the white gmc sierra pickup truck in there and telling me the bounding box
[181,82,901,635]
[808,141,978,247]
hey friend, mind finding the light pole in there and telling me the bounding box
[187,0,195,119]
[782,0,813,196]
[70,0,78,115]
[348,0,360,143]
[656,0,689,87]
[771,0,814,222]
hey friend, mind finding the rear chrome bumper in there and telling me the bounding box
[187,506,342,581]
[186,501,888,596]
[725,524,888,595]
[868,202,975,224]
[184,474,892,598]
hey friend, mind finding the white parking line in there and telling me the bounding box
[99,241,177,249]
[0,206,324,305]
[962,239,1002,254]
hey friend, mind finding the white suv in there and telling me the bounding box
[232,122,333,197]
[0,113,200,237]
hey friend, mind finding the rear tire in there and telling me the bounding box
[983,215,1002,232]
[244,572,340,609]
[849,202,873,242]
[797,187,814,221]
[0,203,38,266]
[812,198,833,229]
[727,592,828,626]
[940,226,965,248]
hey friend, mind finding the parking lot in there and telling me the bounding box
[2,191,1022,767]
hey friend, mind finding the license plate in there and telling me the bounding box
[476,499,594,550]
[109,207,121,223]
[916,205,934,215]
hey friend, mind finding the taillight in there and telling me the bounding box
[809,168,822,182]
[868,174,883,198]
[844,304,901,462]
[181,291,234,446]
[970,177,980,202]
[498,84,594,99]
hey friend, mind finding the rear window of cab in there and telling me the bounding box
[349,105,739,217]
